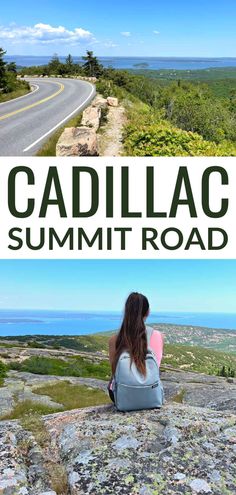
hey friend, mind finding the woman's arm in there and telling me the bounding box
[108,335,116,367]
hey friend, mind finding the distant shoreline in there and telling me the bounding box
[1,322,235,354]
[0,321,236,337]
[5,55,236,71]
[0,310,236,336]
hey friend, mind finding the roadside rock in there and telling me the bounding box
[107,96,118,107]
[81,106,101,130]
[56,127,98,156]
[91,95,107,109]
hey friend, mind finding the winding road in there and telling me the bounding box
[0,78,96,156]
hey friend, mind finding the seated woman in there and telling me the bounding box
[108,292,164,411]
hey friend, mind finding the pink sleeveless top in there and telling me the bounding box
[149,329,164,367]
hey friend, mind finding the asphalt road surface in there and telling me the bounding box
[0,78,96,156]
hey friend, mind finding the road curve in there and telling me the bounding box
[0,78,96,156]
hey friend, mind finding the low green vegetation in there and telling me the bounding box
[1,333,110,352]
[21,411,50,444]
[0,359,7,386]
[96,66,236,156]
[118,85,236,156]
[0,82,30,103]
[1,383,109,421]
[0,341,22,348]
[2,322,235,378]
[132,66,236,82]
[1,383,108,492]
[0,47,30,102]
[163,343,236,375]
[9,355,111,380]
[34,381,110,409]
[171,389,186,404]
[6,337,236,377]
[151,81,236,143]
[19,412,68,495]
[217,365,235,378]
[1,400,59,420]
[4,321,235,353]
[124,118,235,157]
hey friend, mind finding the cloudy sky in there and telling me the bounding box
[1,0,236,56]
[0,260,236,312]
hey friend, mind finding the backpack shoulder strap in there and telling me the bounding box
[146,326,153,349]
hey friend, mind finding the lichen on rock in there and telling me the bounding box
[0,369,236,494]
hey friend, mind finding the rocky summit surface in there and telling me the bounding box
[0,369,236,495]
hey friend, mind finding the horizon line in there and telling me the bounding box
[0,308,236,315]
[5,54,236,59]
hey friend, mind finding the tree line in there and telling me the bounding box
[0,47,18,93]
[20,51,104,78]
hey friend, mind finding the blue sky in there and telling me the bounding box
[1,1,235,56]
[0,260,235,313]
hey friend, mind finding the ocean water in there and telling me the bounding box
[5,56,236,71]
[0,310,236,337]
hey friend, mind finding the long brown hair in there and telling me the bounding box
[112,292,150,375]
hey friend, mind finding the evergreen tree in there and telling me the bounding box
[7,61,17,73]
[65,54,74,74]
[0,47,7,91]
[66,54,74,66]
[48,53,61,74]
[82,51,103,77]
[217,365,235,378]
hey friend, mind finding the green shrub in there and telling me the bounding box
[154,81,236,143]
[96,78,127,101]
[100,105,109,126]
[27,341,46,349]
[0,359,7,386]
[10,355,111,380]
[217,365,235,378]
[0,360,7,378]
[96,79,113,98]
[124,120,236,157]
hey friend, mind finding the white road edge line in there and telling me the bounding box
[0,84,39,106]
[23,83,96,153]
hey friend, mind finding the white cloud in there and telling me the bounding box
[103,41,119,48]
[153,30,160,35]
[0,23,95,45]
[121,31,131,37]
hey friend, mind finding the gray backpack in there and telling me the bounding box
[113,326,164,412]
